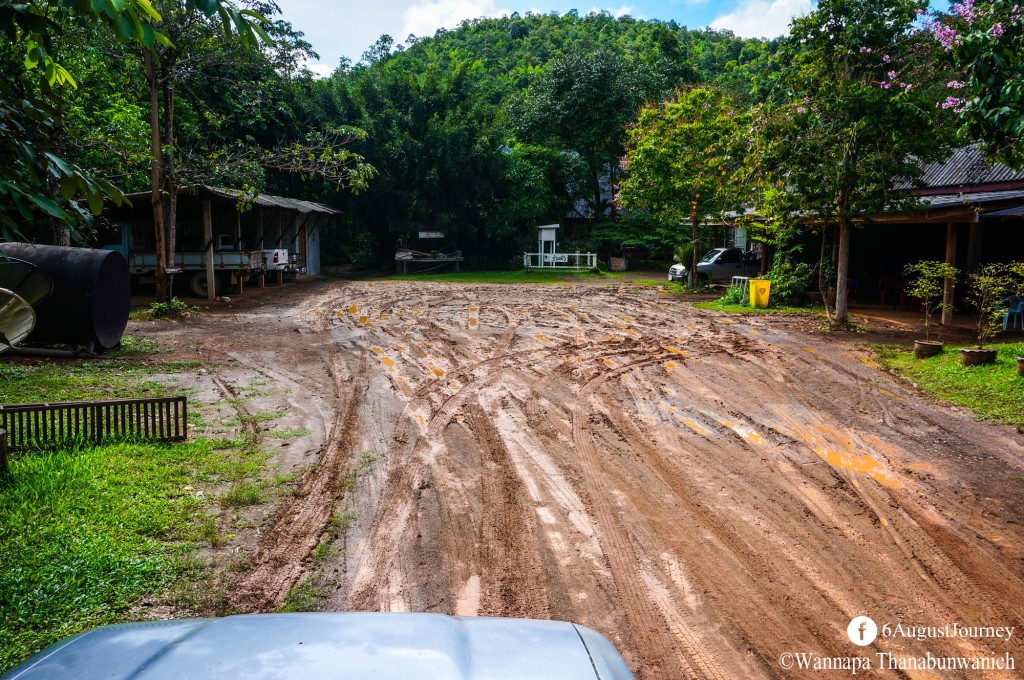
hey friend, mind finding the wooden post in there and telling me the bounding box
[942,222,957,326]
[235,211,244,296]
[203,198,216,301]
[257,210,266,288]
[967,220,983,273]
[0,428,8,479]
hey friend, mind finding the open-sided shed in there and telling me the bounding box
[854,145,1024,322]
[102,185,339,296]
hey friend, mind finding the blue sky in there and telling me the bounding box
[275,0,815,74]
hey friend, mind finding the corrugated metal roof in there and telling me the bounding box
[917,145,1024,189]
[199,185,340,215]
[120,185,340,215]
[982,204,1024,217]
[919,189,1024,209]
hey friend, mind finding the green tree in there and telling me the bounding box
[509,46,661,220]
[0,0,164,241]
[928,1,1024,168]
[904,260,960,340]
[139,0,272,300]
[749,0,950,322]
[618,86,747,286]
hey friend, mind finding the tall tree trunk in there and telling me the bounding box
[835,214,852,322]
[690,214,699,288]
[163,80,178,293]
[145,50,168,302]
[51,226,71,247]
[818,225,833,321]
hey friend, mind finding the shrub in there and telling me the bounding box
[720,284,744,305]
[767,261,813,307]
[149,297,198,319]
[903,260,959,341]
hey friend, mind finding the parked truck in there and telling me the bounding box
[100,225,293,297]
[668,247,761,284]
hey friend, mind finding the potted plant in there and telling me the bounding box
[903,260,959,358]
[962,263,1013,366]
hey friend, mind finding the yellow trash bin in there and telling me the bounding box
[749,279,771,308]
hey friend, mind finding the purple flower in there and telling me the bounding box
[882,54,891,62]
[992,23,1004,39]
[940,96,965,112]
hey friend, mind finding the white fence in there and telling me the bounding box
[523,252,597,270]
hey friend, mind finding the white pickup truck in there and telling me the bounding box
[259,248,291,273]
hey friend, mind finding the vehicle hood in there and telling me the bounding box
[3,613,634,680]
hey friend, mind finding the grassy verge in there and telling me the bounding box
[695,299,824,315]
[0,342,200,405]
[874,342,1024,426]
[0,337,264,672]
[0,437,256,670]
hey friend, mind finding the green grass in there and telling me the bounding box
[874,342,1024,426]
[238,410,286,424]
[328,509,358,533]
[265,427,312,439]
[378,269,625,284]
[695,299,824,315]
[0,436,260,671]
[0,357,199,405]
[218,481,265,508]
[0,349,273,672]
[343,451,378,491]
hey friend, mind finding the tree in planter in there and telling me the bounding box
[903,260,959,341]
[965,263,1013,350]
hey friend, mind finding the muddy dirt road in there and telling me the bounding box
[155,279,1024,678]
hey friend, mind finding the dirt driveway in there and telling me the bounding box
[139,278,1024,679]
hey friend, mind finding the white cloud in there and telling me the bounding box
[710,0,812,38]
[306,62,335,79]
[402,0,512,40]
[588,5,635,17]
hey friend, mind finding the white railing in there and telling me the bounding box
[523,252,597,270]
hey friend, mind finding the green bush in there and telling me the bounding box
[148,297,197,319]
[720,284,744,305]
[767,261,813,307]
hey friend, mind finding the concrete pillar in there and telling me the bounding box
[942,222,957,326]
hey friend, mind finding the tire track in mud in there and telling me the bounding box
[295,280,1024,677]
[229,353,369,611]
[594,336,1024,671]
[570,353,716,680]
[466,403,551,619]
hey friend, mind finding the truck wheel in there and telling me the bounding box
[189,271,220,297]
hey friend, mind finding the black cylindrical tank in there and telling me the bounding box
[0,243,130,350]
